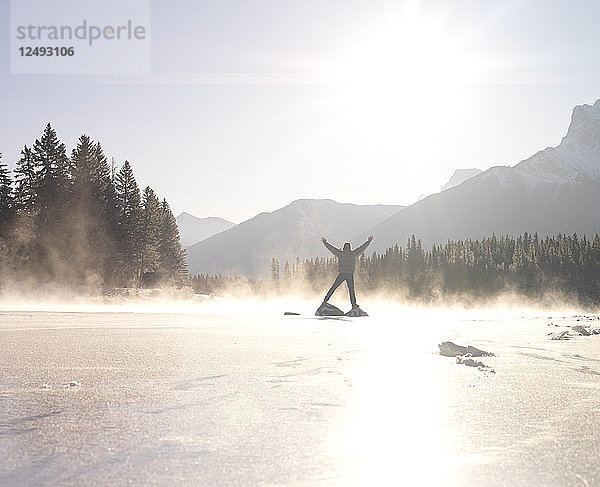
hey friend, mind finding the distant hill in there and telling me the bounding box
[186,199,404,278]
[176,212,235,247]
[358,99,600,252]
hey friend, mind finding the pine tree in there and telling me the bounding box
[0,153,14,228]
[94,143,116,217]
[68,135,119,284]
[114,160,142,285]
[115,161,140,220]
[0,153,14,235]
[13,145,37,214]
[2,129,195,290]
[9,146,38,277]
[23,124,72,281]
[32,123,70,220]
[96,144,120,283]
[271,258,280,282]
[71,135,96,201]
[157,198,187,286]
[139,186,161,286]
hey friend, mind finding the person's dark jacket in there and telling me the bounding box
[323,239,372,273]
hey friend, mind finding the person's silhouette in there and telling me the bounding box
[321,235,373,308]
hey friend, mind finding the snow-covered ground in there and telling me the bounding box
[1,299,599,486]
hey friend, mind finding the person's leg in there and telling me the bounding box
[323,274,344,303]
[346,273,357,307]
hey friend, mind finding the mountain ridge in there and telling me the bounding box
[441,168,483,192]
[186,199,404,278]
[358,99,600,252]
[176,212,236,247]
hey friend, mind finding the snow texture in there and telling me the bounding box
[2,306,600,486]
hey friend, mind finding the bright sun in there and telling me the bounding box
[330,7,486,159]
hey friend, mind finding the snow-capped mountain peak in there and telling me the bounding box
[512,99,600,183]
[441,168,483,191]
[359,98,600,253]
[556,98,600,180]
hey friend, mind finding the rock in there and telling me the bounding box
[315,302,345,317]
[456,354,495,373]
[438,341,494,357]
[572,325,596,336]
[548,330,571,340]
[284,312,300,316]
[439,343,495,373]
[345,306,368,317]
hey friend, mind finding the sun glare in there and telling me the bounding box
[330,8,486,158]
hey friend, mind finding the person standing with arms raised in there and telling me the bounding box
[318,235,373,314]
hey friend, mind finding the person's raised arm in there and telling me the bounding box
[353,235,374,255]
[321,237,340,255]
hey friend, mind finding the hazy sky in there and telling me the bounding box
[1,0,600,222]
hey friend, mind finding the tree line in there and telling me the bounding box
[192,232,600,306]
[0,123,187,290]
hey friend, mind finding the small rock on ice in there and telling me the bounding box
[456,354,494,372]
[571,325,600,336]
[438,341,494,357]
[345,306,368,317]
[548,331,571,340]
[315,302,344,317]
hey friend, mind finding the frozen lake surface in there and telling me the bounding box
[1,300,600,486]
